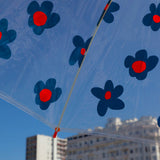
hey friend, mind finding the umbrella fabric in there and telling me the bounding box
[0,0,159,140]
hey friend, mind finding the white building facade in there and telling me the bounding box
[26,135,67,160]
[66,116,160,160]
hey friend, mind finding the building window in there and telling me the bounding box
[152,156,157,160]
[111,152,114,157]
[152,146,156,152]
[102,153,105,158]
[124,149,128,154]
[116,151,119,156]
[130,149,133,154]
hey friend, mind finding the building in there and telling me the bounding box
[66,116,160,160]
[26,134,67,160]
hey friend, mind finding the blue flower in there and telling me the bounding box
[91,80,125,117]
[34,78,62,110]
[27,1,60,35]
[157,116,160,127]
[143,3,160,31]
[69,35,92,67]
[103,2,120,24]
[125,49,159,80]
[0,19,16,59]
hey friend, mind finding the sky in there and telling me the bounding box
[0,0,160,159]
[0,99,73,160]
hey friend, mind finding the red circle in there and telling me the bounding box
[153,15,160,23]
[39,89,52,102]
[81,48,86,55]
[104,91,111,100]
[0,32,2,40]
[33,11,47,26]
[132,61,146,73]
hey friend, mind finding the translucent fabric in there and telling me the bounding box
[0,0,160,143]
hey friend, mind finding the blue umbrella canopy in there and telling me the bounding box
[0,0,159,140]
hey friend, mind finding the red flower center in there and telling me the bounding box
[81,48,86,55]
[153,15,160,23]
[0,32,2,40]
[39,89,52,102]
[104,91,111,100]
[132,61,146,73]
[33,11,47,26]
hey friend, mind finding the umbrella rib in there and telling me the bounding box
[55,0,113,135]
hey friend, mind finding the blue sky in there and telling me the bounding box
[0,0,160,159]
[0,99,49,160]
[0,99,73,160]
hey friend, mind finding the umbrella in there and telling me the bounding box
[0,0,159,142]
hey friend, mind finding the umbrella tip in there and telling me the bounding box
[53,127,60,138]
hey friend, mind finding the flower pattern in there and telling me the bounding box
[0,1,158,123]
[91,80,125,117]
[125,49,159,80]
[158,116,160,127]
[0,19,16,59]
[69,35,92,67]
[102,2,120,24]
[27,1,60,35]
[34,78,62,110]
[143,3,160,31]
